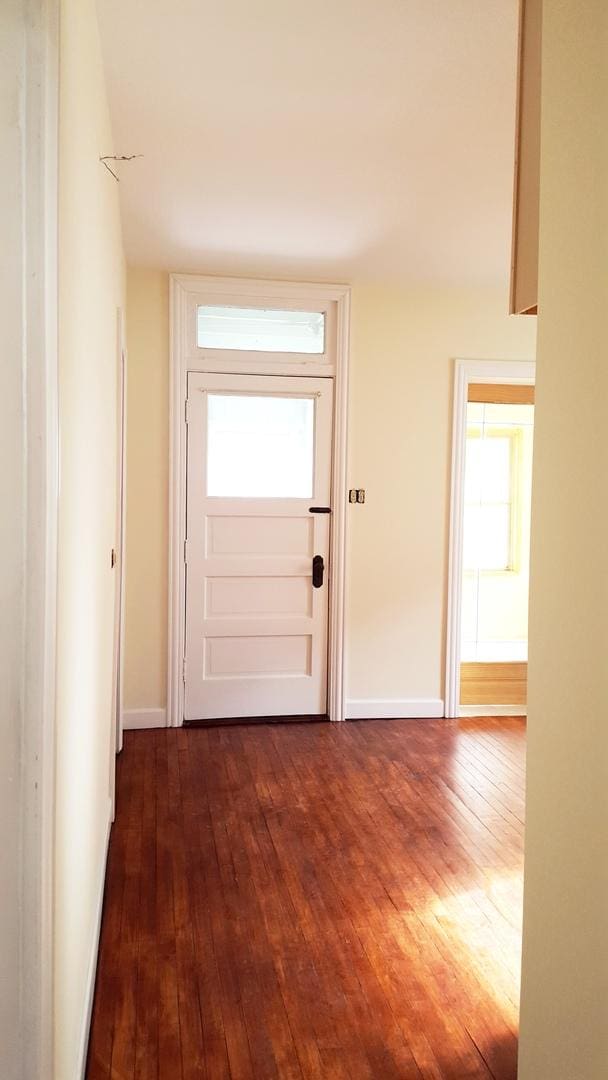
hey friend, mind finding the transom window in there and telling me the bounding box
[197,305,325,354]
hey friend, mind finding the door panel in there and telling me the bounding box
[185,372,333,721]
[205,513,313,556]
[205,576,311,618]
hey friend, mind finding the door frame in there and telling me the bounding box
[168,274,351,725]
[445,358,536,718]
[111,307,127,791]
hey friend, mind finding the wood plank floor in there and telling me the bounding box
[87,717,525,1080]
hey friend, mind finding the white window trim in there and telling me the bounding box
[463,422,519,574]
[168,274,351,725]
[445,358,535,718]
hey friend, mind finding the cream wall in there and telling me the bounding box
[124,273,536,716]
[1,3,27,1073]
[345,285,536,710]
[55,0,125,1075]
[518,2,608,1077]
[123,270,169,712]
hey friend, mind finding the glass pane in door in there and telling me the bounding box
[206,393,315,498]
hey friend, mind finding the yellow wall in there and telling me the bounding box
[1,2,27,1069]
[124,273,536,714]
[346,286,535,706]
[124,270,169,710]
[55,0,125,1074]
[518,2,608,1077]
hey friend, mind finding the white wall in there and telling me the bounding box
[123,272,536,718]
[0,4,27,1074]
[55,0,125,1075]
[518,2,608,1076]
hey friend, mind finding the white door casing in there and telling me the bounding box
[185,372,333,721]
[168,275,351,727]
[445,358,536,718]
[112,309,127,765]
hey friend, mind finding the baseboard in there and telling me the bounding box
[77,798,112,1079]
[345,698,444,720]
[122,706,167,730]
[458,704,527,717]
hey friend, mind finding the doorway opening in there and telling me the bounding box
[460,382,534,714]
[446,359,535,717]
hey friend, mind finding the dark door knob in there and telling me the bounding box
[312,555,324,588]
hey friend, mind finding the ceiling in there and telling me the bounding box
[97,0,520,285]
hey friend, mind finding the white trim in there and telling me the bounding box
[328,290,350,723]
[76,802,112,1080]
[122,707,168,730]
[345,698,445,720]
[171,273,350,301]
[459,704,527,718]
[114,310,127,759]
[109,309,127,825]
[168,275,185,731]
[169,274,351,726]
[445,359,535,718]
[21,2,60,1077]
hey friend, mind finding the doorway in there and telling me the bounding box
[169,276,351,726]
[184,372,334,722]
[460,382,534,712]
[446,359,535,717]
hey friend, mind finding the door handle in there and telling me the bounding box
[312,555,324,588]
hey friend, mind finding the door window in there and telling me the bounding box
[206,392,315,498]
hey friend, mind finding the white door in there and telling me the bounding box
[184,372,333,721]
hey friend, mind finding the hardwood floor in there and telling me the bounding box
[87,717,525,1080]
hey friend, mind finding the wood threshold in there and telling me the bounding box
[184,714,330,728]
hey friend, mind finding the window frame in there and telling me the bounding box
[180,284,337,374]
[463,423,523,575]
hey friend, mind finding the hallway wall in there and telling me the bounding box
[123,271,536,719]
[1,3,28,1073]
[123,270,169,713]
[345,284,535,713]
[55,0,125,1074]
[518,2,608,1076]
